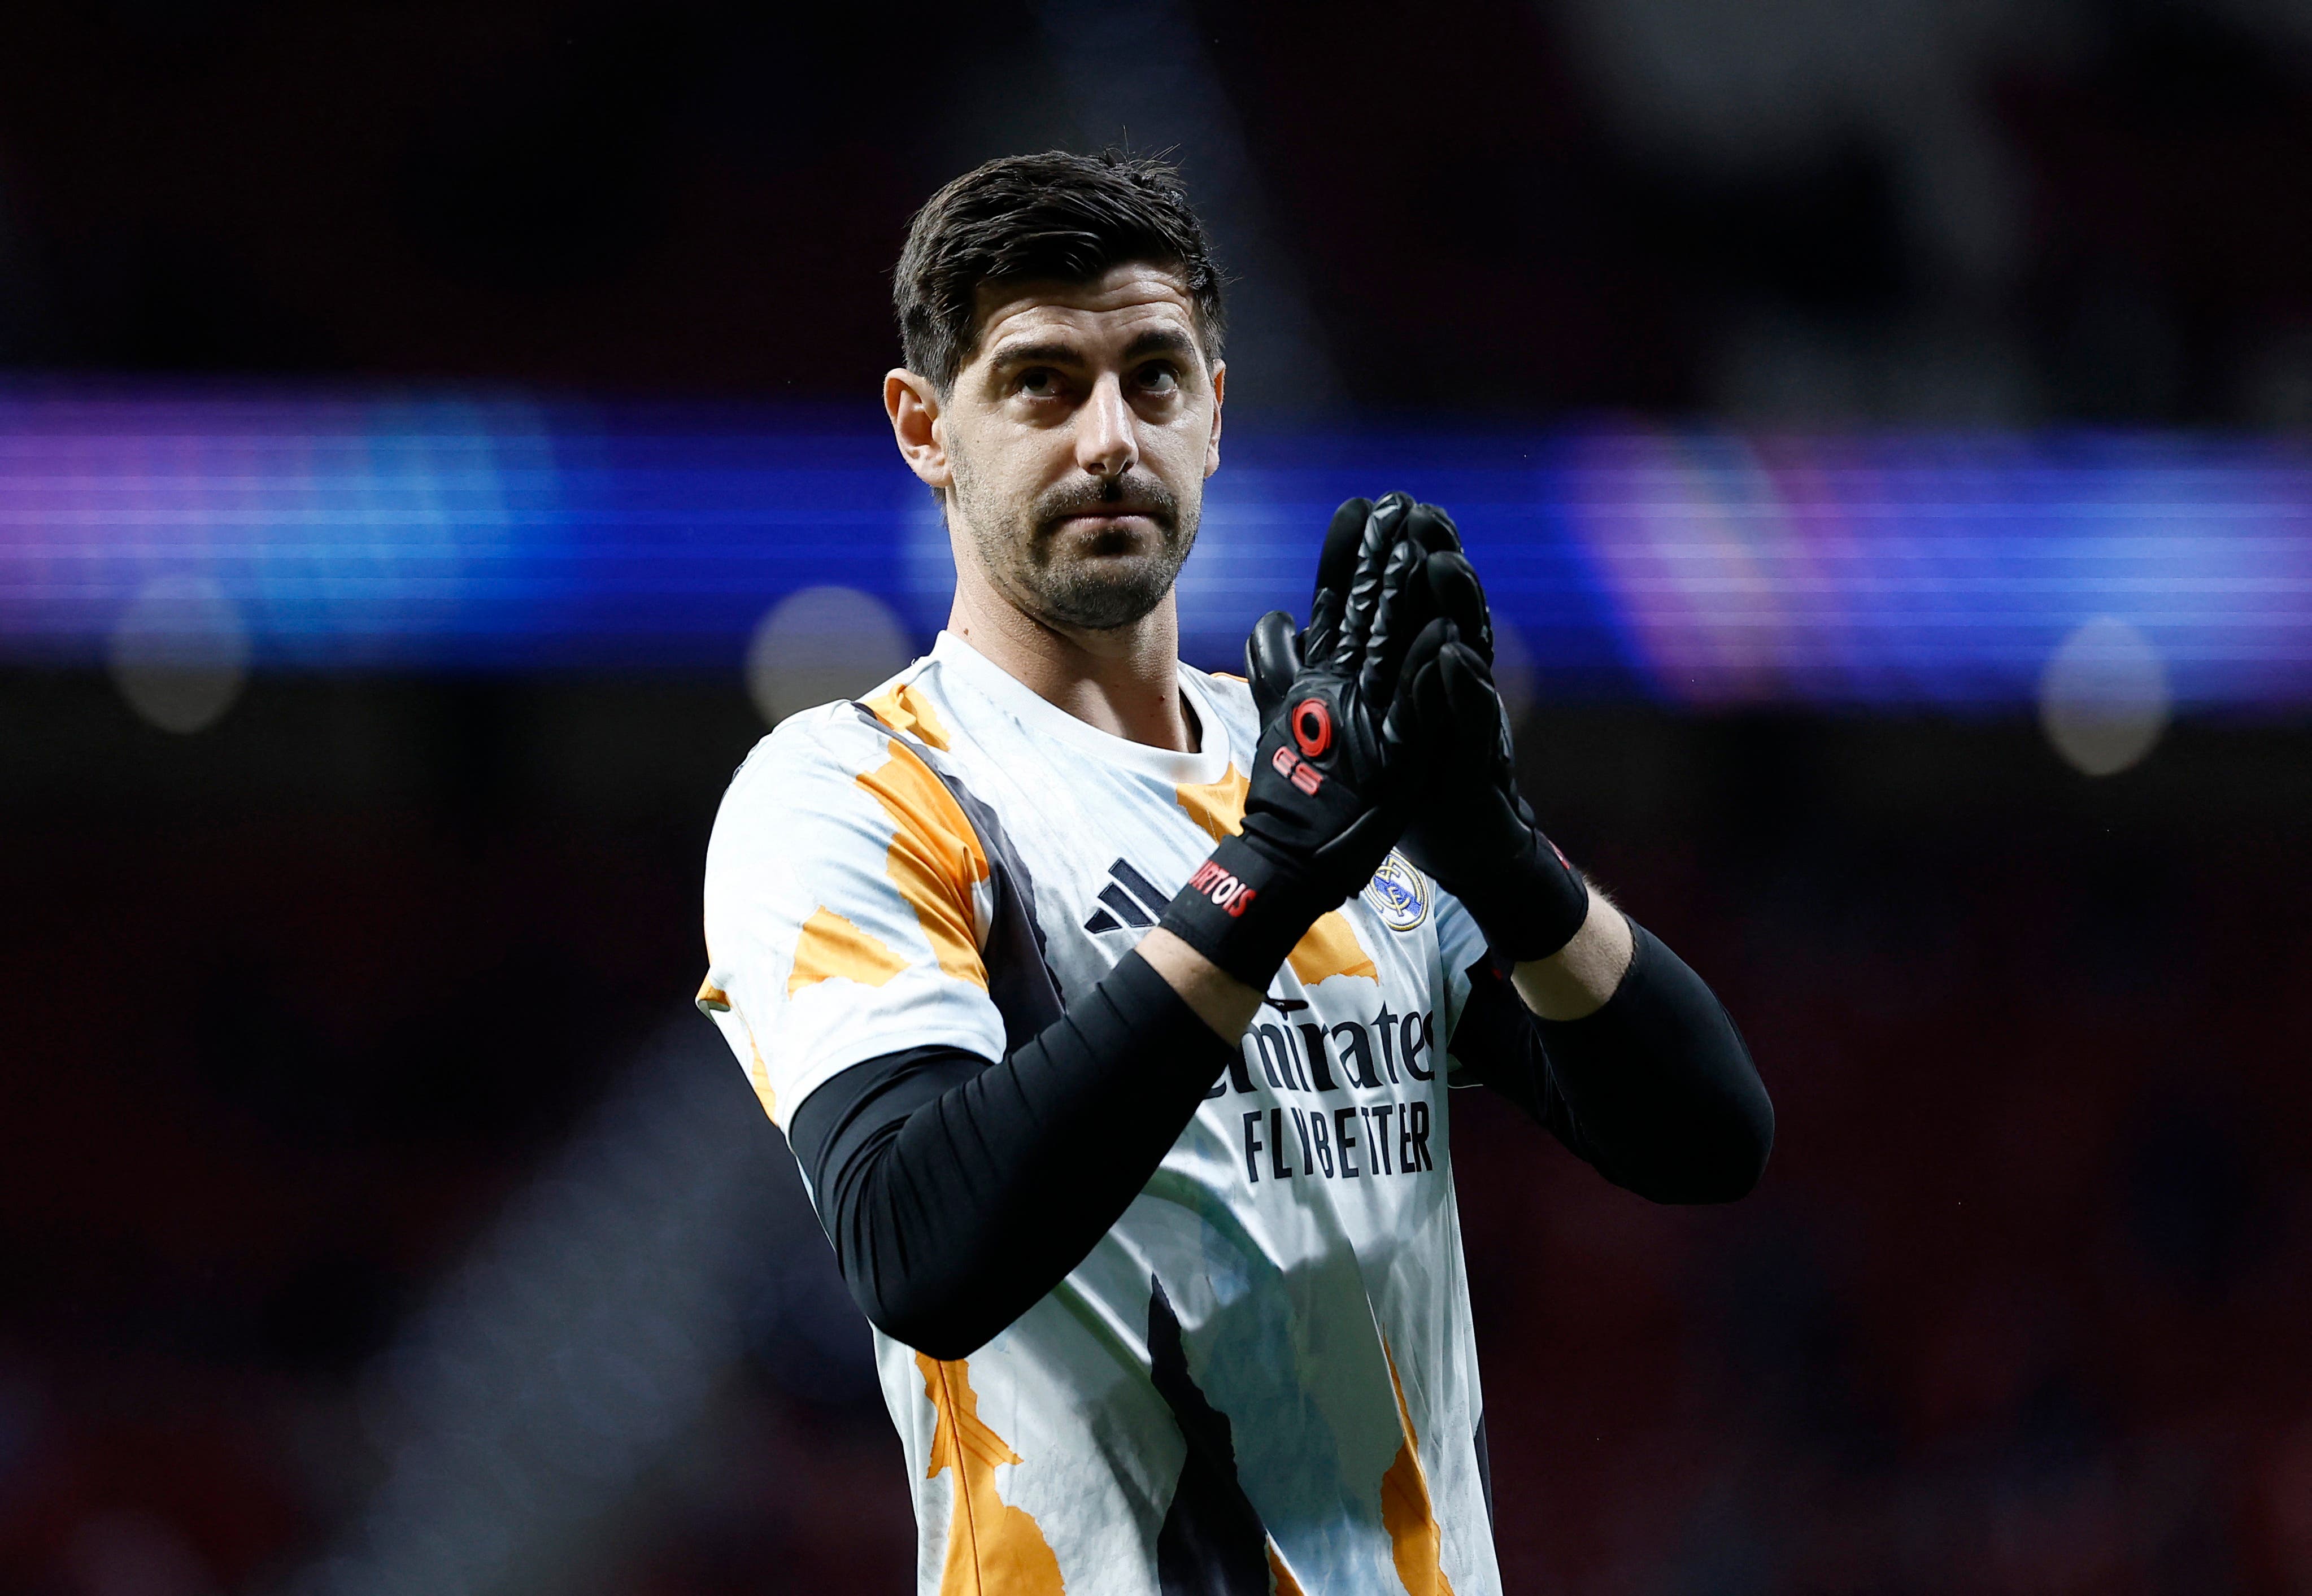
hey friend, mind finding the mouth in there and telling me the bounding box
[1055,504,1160,522]
[1048,507,1166,540]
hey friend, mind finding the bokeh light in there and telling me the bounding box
[2039,616,2171,776]
[107,573,250,734]
[743,585,911,727]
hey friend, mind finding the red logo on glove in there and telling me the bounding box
[1271,745,1325,795]
[1290,699,1333,758]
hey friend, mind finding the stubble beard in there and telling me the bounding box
[950,447,1199,634]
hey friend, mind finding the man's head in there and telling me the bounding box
[885,152,1226,636]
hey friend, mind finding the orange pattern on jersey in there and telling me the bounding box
[786,905,909,996]
[1174,765,1380,983]
[694,977,730,1013]
[1288,913,1380,985]
[742,1030,777,1123]
[1266,1542,1307,1595]
[857,740,989,990]
[1174,763,1248,842]
[1379,1340,1456,1595]
[916,1353,1066,1596]
[865,681,955,751]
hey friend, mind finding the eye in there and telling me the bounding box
[1016,367,1062,397]
[1135,363,1181,394]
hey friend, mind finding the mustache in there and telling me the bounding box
[1033,473,1181,536]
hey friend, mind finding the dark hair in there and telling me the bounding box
[894,150,1226,392]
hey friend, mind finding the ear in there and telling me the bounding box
[885,369,951,490]
[1204,360,1225,478]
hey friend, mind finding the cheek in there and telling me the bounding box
[970,415,1070,481]
[1140,405,1196,453]
[1148,421,1216,490]
[946,420,1010,495]
[954,426,1069,525]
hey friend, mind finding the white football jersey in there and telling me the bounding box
[700,630,1497,1595]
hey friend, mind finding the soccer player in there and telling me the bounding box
[698,151,1773,1595]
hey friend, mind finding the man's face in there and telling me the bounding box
[905,263,1224,634]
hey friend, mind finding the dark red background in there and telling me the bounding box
[6,3,2312,1590]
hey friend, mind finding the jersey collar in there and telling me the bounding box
[930,630,1235,788]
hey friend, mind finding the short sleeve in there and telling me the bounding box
[1432,885,1491,1076]
[698,705,1007,1133]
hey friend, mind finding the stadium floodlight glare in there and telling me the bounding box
[3,392,2308,712]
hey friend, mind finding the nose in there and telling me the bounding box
[1074,372,1138,481]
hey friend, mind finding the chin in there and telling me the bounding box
[1036,566,1174,633]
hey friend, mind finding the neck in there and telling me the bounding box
[947,560,1196,753]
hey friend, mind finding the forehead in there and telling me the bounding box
[970,263,1203,364]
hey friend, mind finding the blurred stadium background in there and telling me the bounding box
[4,3,2311,1593]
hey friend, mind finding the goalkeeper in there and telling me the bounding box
[698,150,1772,1595]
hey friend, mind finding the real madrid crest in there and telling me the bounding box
[1361,852,1429,932]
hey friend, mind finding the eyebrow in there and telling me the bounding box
[1118,327,1200,363]
[985,326,1202,371]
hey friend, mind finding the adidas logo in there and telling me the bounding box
[1082,858,1172,934]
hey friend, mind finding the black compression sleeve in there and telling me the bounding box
[1447,921,1773,1203]
[786,950,1235,1360]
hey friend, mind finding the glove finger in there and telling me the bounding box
[1423,550,1495,665]
[1305,496,1371,665]
[1246,610,1303,723]
[1383,616,1456,756]
[1331,492,1412,672]
[1438,638,1511,767]
[1360,538,1435,709]
[1404,500,1464,556]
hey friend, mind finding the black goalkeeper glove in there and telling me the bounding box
[1158,501,1446,989]
[1253,492,1591,965]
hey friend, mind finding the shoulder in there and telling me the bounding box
[716,655,950,817]
[714,701,890,826]
[707,668,994,913]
